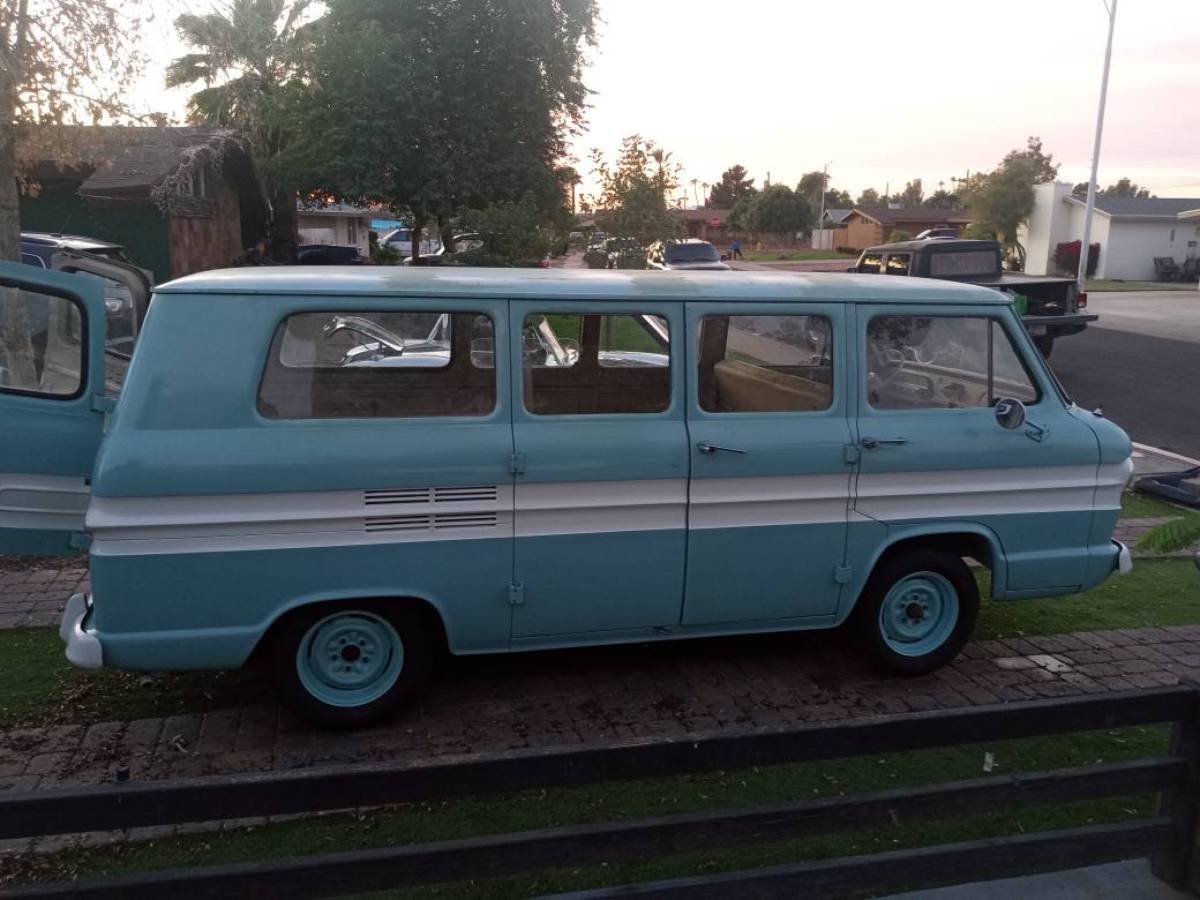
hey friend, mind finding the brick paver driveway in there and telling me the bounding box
[3,621,1197,807]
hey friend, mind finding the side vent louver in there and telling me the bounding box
[364,488,431,506]
[364,485,498,506]
[364,511,498,533]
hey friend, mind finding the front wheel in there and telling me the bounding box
[855,549,979,675]
[270,602,434,730]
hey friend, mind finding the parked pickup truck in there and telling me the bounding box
[848,238,1096,356]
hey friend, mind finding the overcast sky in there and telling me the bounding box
[139,0,1200,204]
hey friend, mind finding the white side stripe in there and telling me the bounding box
[0,473,89,533]
[689,474,851,529]
[515,479,686,537]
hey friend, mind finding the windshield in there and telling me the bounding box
[665,243,719,263]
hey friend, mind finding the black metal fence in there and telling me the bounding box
[2,686,1197,898]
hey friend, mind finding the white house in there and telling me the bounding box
[1020,182,1200,280]
[296,202,372,258]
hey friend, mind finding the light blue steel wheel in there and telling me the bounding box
[296,611,405,708]
[877,571,960,658]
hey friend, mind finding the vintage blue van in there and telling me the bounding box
[0,263,1133,727]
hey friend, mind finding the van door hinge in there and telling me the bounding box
[91,395,116,414]
[508,582,525,607]
[70,532,92,551]
[833,564,853,585]
[843,443,861,464]
[509,452,526,475]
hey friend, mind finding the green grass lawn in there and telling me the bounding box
[741,249,856,262]
[3,723,1167,892]
[1086,279,1197,292]
[1121,489,1188,519]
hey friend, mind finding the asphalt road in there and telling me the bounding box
[1050,291,1200,461]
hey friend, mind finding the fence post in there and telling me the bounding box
[1152,686,1200,888]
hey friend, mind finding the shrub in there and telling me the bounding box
[1053,240,1100,277]
[835,246,858,255]
[888,229,912,242]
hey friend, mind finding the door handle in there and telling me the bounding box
[860,437,907,450]
[696,442,746,455]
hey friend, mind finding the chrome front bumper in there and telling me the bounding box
[59,593,103,669]
[1113,540,1133,575]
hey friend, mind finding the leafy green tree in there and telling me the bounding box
[960,137,1059,270]
[890,178,923,207]
[1,0,149,385]
[591,135,682,245]
[707,164,757,208]
[168,0,317,251]
[856,187,881,207]
[742,184,813,248]
[888,229,913,242]
[1072,177,1153,199]
[797,170,851,212]
[460,197,556,265]
[924,189,961,209]
[285,0,597,260]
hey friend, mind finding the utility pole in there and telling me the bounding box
[816,162,830,250]
[1078,0,1118,290]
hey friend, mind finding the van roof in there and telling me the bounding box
[155,266,1008,305]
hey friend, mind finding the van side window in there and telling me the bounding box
[697,315,833,413]
[523,312,670,415]
[0,288,85,399]
[257,311,495,419]
[866,315,1039,410]
[884,253,910,275]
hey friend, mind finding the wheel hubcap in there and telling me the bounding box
[878,572,960,658]
[297,611,404,708]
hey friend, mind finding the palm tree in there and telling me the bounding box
[558,165,583,215]
[701,181,710,208]
[167,0,317,251]
[690,178,699,208]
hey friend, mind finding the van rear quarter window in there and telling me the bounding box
[257,311,495,419]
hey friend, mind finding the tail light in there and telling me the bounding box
[1077,292,1088,309]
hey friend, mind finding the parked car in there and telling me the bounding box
[646,239,730,271]
[0,263,1133,728]
[605,237,645,270]
[297,244,365,265]
[848,237,1096,357]
[19,232,152,358]
[582,235,609,269]
[567,231,585,245]
[380,227,442,260]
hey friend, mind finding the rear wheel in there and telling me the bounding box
[856,549,979,675]
[271,602,434,730]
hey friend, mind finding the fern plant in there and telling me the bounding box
[1138,514,1200,555]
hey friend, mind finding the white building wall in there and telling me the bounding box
[1021,182,1074,275]
[1099,219,1184,280]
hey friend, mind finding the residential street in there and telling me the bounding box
[1051,290,1200,460]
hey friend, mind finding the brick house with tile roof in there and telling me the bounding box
[842,206,973,251]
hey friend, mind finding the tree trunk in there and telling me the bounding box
[270,187,298,264]
[0,47,40,389]
[410,215,424,264]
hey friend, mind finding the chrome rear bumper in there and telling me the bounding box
[1113,540,1133,575]
[59,593,103,669]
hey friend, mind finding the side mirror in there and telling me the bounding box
[994,397,1027,431]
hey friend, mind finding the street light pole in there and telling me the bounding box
[1077,0,1118,289]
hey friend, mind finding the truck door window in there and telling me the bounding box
[522,312,670,415]
[257,311,495,419]
[0,287,85,399]
[698,314,833,413]
[866,315,1039,410]
[884,253,910,275]
[857,252,883,273]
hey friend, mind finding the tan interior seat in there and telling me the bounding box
[713,358,828,412]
